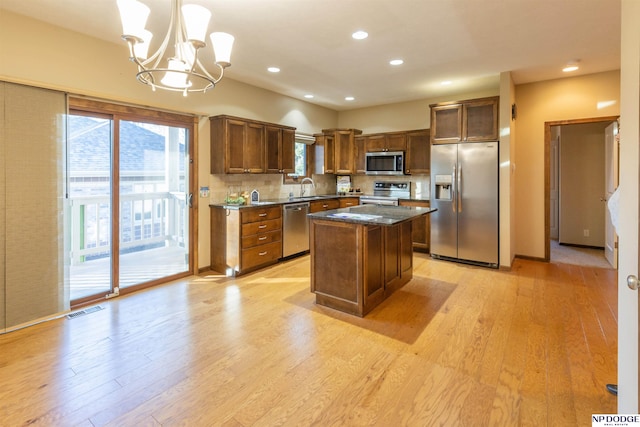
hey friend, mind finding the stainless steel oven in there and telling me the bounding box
[359,181,410,206]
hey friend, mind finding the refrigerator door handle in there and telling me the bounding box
[457,163,462,212]
[452,164,457,213]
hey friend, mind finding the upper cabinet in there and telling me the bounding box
[365,132,407,152]
[430,96,499,144]
[405,129,430,175]
[210,115,296,174]
[266,126,295,174]
[314,129,362,175]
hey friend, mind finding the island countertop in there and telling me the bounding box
[307,204,436,226]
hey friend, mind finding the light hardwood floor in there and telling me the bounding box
[0,254,617,426]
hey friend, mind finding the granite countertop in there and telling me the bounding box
[308,204,436,226]
[210,193,430,209]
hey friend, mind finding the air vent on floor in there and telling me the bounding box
[66,305,104,319]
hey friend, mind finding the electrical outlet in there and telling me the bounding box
[583,229,590,237]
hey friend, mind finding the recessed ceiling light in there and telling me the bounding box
[563,64,579,72]
[352,30,368,40]
[389,59,404,66]
[267,67,280,73]
[440,80,452,86]
[345,96,355,101]
[304,94,314,99]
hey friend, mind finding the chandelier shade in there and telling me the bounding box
[117,0,234,95]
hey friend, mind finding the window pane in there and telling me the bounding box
[294,142,306,176]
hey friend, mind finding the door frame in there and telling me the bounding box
[543,115,619,261]
[68,97,198,306]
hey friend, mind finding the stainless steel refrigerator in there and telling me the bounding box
[430,141,499,267]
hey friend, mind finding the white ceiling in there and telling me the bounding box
[0,0,621,111]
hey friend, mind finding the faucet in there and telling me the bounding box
[300,177,315,197]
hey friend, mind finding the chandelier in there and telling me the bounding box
[117,0,234,95]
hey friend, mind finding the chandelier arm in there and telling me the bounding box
[196,59,225,84]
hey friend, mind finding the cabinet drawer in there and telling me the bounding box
[310,199,340,212]
[242,241,282,269]
[242,218,282,236]
[242,206,281,223]
[339,197,359,208]
[241,230,282,249]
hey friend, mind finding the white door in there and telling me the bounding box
[550,127,560,240]
[604,121,619,268]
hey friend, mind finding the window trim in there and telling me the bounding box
[283,133,315,184]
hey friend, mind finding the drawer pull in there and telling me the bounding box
[258,224,267,229]
[259,251,268,256]
[258,213,267,217]
[258,236,267,241]
[322,204,328,208]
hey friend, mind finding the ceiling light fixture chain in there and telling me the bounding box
[117,0,234,96]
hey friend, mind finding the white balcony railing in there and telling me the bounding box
[68,191,187,265]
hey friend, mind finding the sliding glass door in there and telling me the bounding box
[67,100,194,305]
[118,121,189,289]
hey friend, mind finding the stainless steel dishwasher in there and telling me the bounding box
[283,202,310,257]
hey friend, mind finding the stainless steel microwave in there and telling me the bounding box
[365,151,404,175]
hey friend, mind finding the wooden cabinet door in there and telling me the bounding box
[431,104,462,144]
[226,119,248,173]
[354,136,366,174]
[406,129,430,174]
[335,130,354,174]
[398,200,430,252]
[385,133,407,151]
[364,134,386,152]
[281,128,295,173]
[463,98,499,142]
[265,126,282,173]
[245,122,265,173]
[324,134,335,174]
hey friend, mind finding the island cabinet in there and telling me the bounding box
[364,132,407,152]
[310,218,413,317]
[405,129,430,175]
[398,199,430,252]
[266,126,295,174]
[430,96,499,144]
[210,205,282,276]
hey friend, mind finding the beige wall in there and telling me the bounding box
[558,122,608,246]
[0,10,339,270]
[514,70,620,258]
[499,72,516,267]
[337,89,499,133]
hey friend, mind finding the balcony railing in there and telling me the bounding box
[68,191,187,265]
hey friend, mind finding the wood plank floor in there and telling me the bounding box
[0,254,617,426]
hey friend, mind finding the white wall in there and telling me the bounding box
[618,0,640,413]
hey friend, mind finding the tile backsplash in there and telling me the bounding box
[208,173,430,204]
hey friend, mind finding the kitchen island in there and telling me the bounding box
[308,205,436,317]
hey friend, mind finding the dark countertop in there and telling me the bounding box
[210,194,430,209]
[308,205,436,226]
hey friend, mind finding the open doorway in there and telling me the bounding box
[545,116,619,268]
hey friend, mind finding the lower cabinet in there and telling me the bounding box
[310,218,413,317]
[211,205,282,276]
[339,197,360,208]
[310,199,340,212]
[399,199,430,252]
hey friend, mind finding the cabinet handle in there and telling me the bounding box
[259,251,268,256]
[258,236,267,241]
[322,204,328,208]
[258,213,267,217]
[258,224,267,229]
